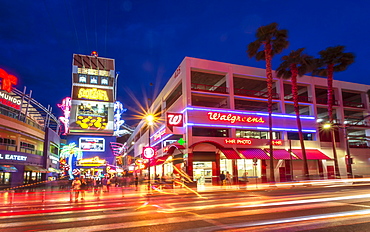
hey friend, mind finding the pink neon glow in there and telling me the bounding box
[207,112,265,124]
[57,97,72,135]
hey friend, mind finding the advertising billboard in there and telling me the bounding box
[79,137,105,152]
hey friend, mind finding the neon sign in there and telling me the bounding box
[78,156,106,166]
[135,158,146,170]
[207,112,265,124]
[78,88,109,101]
[225,138,252,145]
[224,138,283,145]
[272,140,283,145]
[167,113,183,126]
[77,68,110,77]
[0,91,21,109]
[0,154,27,161]
[0,68,17,93]
[153,128,166,141]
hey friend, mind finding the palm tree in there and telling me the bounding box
[314,46,355,178]
[60,143,83,179]
[276,48,315,180]
[247,22,289,182]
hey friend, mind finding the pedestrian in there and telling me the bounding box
[134,175,139,191]
[226,171,232,187]
[220,171,226,186]
[102,177,108,192]
[93,176,101,194]
[71,177,82,202]
[80,176,87,200]
[107,177,111,192]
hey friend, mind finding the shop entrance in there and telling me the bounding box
[193,161,212,185]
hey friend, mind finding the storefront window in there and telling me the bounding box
[193,162,212,184]
[287,132,313,141]
[236,130,280,139]
[236,159,255,178]
[193,127,229,137]
[0,172,11,185]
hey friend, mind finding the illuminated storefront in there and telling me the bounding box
[126,57,370,185]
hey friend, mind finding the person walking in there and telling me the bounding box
[102,177,108,192]
[220,171,226,187]
[93,176,101,195]
[134,175,139,191]
[71,177,82,202]
[80,176,87,200]
[226,171,232,187]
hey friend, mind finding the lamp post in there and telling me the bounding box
[323,123,353,179]
[323,123,341,178]
[145,114,155,191]
[343,126,353,178]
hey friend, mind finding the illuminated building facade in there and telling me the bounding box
[0,68,61,189]
[63,53,118,177]
[126,57,370,184]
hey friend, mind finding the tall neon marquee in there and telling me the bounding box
[57,97,72,135]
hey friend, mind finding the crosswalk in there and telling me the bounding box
[1,186,370,231]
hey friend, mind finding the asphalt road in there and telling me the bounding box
[1,184,370,231]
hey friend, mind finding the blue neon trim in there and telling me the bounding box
[185,122,316,133]
[184,106,315,120]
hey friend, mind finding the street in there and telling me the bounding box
[1,181,370,231]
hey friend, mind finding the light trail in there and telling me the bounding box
[236,193,370,208]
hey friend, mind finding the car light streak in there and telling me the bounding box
[236,193,370,208]
[210,208,370,231]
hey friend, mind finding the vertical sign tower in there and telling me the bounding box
[66,52,117,173]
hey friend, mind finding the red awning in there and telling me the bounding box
[265,149,299,160]
[166,144,185,155]
[291,149,332,160]
[237,148,270,159]
[218,148,242,159]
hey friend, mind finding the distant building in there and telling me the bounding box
[0,68,61,189]
[126,57,370,184]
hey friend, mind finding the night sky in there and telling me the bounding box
[1,1,370,126]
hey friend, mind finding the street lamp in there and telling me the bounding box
[145,114,155,191]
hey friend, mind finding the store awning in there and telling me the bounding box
[237,148,270,159]
[0,165,18,172]
[48,167,61,173]
[218,148,242,159]
[291,149,332,160]
[25,165,39,172]
[25,166,50,173]
[265,149,299,160]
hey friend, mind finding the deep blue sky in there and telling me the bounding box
[1,1,369,126]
